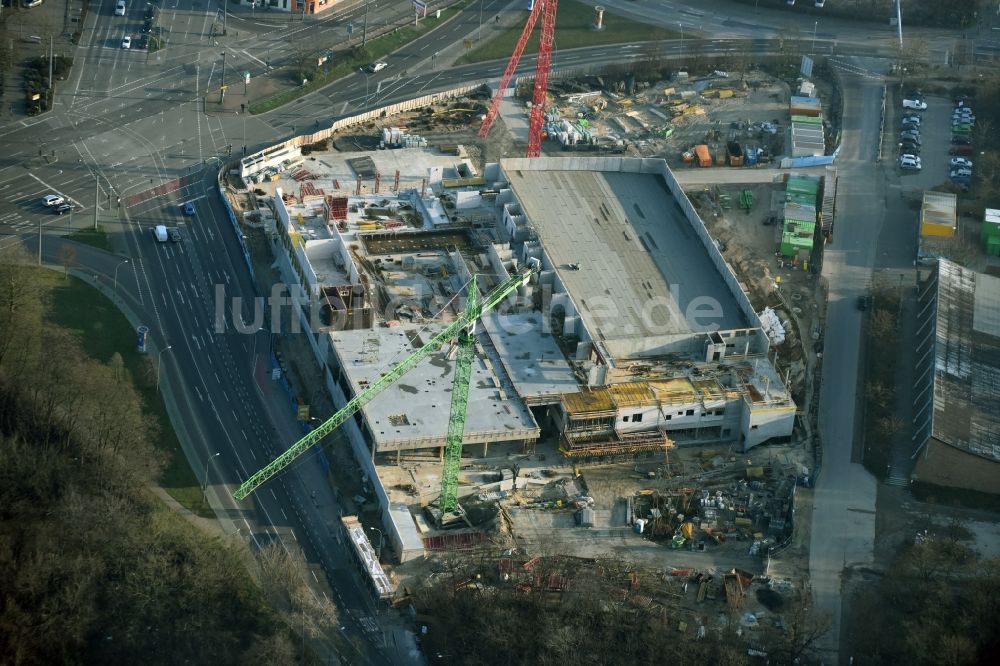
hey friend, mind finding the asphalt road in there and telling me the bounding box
[0,0,996,664]
[806,58,885,664]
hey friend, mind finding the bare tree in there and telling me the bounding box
[866,381,893,410]
[762,599,833,665]
[256,545,339,641]
[60,244,76,275]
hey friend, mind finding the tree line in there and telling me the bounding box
[0,245,337,665]
[849,530,1000,665]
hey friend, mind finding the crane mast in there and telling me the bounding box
[234,269,533,501]
[477,0,559,157]
[439,276,478,513]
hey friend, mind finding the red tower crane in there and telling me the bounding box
[477,0,559,158]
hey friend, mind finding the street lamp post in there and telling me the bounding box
[202,451,221,505]
[113,258,130,301]
[220,52,227,103]
[360,68,371,106]
[812,20,818,53]
[478,0,484,40]
[369,526,384,559]
[223,0,228,35]
[156,345,173,392]
[679,22,683,45]
[363,1,369,46]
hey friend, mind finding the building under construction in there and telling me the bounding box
[256,146,795,557]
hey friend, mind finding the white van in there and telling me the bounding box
[115,0,126,16]
[153,225,168,242]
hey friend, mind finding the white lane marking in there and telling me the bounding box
[241,49,267,67]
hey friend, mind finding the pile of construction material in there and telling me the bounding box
[380,126,428,149]
[758,307,786,346]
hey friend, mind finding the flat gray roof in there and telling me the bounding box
[504,168,747,342]
[329,325,539,452]
[482,312,579,405]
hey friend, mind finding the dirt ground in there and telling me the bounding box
[693,182,822,408]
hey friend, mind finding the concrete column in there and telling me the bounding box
[594,6,604,30]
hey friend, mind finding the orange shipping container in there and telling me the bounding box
[695,144,712,167]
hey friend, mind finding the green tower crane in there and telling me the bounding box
[233,269,532,501]
[439,275,477,514]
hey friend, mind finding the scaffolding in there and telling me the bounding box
[560,429,673,462]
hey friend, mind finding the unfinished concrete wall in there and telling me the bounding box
[740,400,796,451]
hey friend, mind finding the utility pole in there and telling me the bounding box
[478,0,484,40]
[48,36,53,107]
[94,176,99,230]
[37,218,42,265]
[223,0,228,35]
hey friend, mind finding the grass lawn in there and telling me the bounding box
[40,270,208,514]
[65,225,111,252]
[250,2,469,114]
[457,0,677,65]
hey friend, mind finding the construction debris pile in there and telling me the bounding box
[629,457,799,557]
[530,71,779,157]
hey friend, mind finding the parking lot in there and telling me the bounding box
[894,93,974,192]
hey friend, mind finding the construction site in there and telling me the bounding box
[221,3,839,659]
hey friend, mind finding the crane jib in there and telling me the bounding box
[232,269,532,500]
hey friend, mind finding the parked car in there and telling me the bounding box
[121,35,131,49]
[901,121,920,132]
[902,98,927,110]
[949,144,974,156]
[952,125,973,135]
[183,201,196,215]
[901,114,921,126]
[168,228,182,242]
[950,167,972,178]
[899,156,922,171]
[900,131,921,143]
[900,153,921,163]
[52,203,73,215]
[953,108,975,117]
[950,157,973,169]
[951,136,972,145]
[115,0,126,15]
[365,61,388,73]
[900,143,921,155]
[42,194,65,207]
